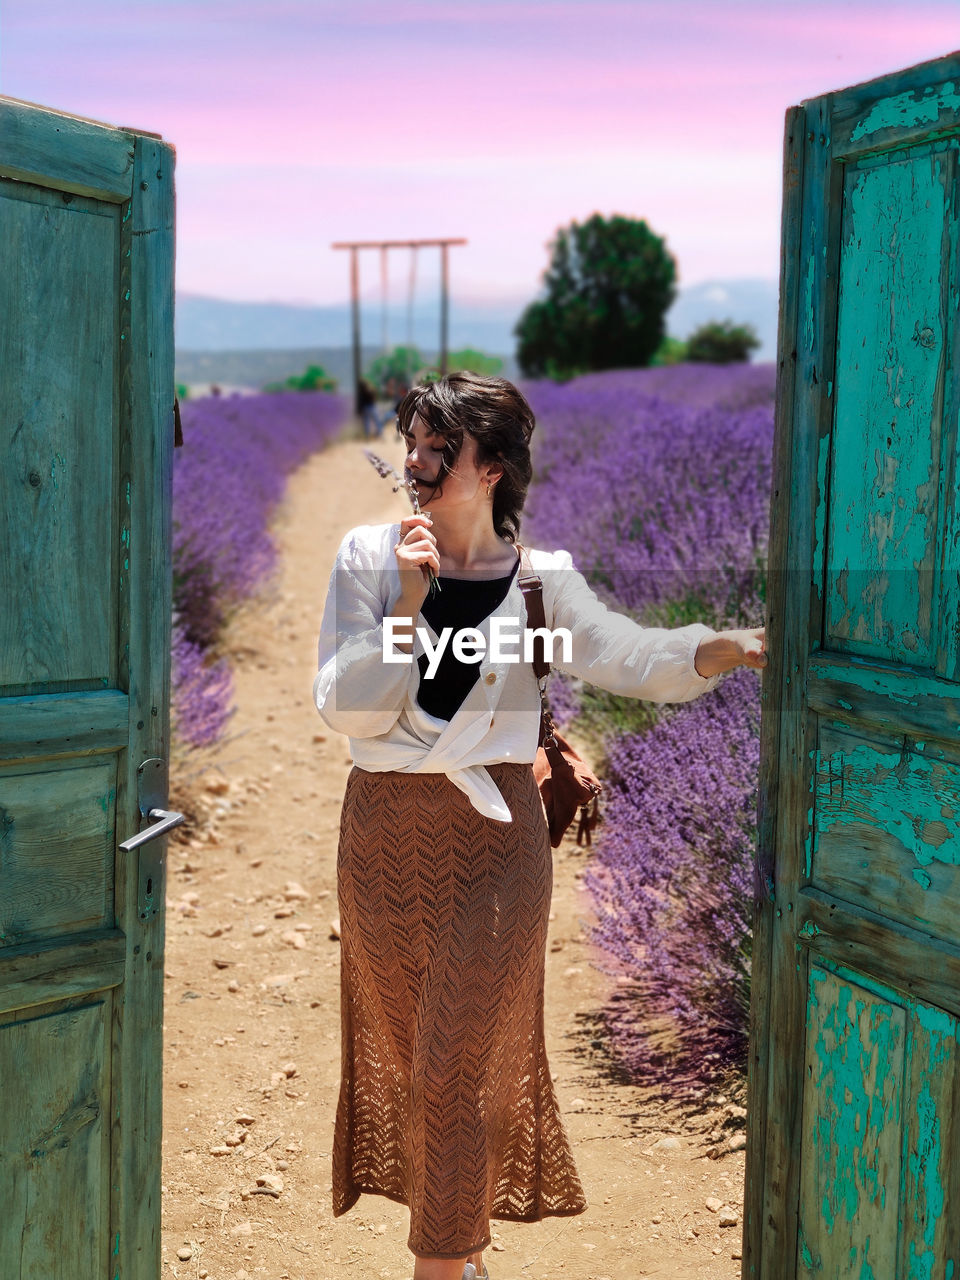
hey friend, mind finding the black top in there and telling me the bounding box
[416,559,520,721]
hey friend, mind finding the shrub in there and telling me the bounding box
[686,319,761,364]
[585,667,761,1090]
[171,390,347,746]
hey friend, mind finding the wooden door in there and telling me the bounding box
[745,54,960,1280]
[0,98,175,1277]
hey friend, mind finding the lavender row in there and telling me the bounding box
[171,391,348,747]
[521,364,773,1087]
[522,367,774,629]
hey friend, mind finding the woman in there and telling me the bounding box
[314,373,766,1280]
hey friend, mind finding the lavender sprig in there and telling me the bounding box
[364,449,441,595]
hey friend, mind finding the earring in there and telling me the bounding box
[487,481,495,497]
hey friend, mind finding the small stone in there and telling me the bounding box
[276,1159,289,1171]
[719,1210,739,1228]
[568,1097,587,1112]
[284,881,310,901]
[235,1113,256,1126]
[329,918,341,940]
[208,1144,232,1156]
[652,1136,683,1154]
[564,966,583,977]
[282,930,307,950]
[282,1061,298,1078]
[490,1242,506,1252]
[177,1245,193,1261]
[178,1081,189,1089]
[225,1132,245,1147]
[231,1220,253,1236]
[205,778,229,795]
[182,891,200,905]
[252,924,267,936]
[313,733,326,743]
[274,907,295,919]
[728,1133,747,1152]
[228,979,241,992]
[705,1196,723,1213]
[213,957,232,969]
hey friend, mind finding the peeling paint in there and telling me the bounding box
[850,81,960,141]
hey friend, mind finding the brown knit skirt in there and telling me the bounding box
[332,762,587,1259]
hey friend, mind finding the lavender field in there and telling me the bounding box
[523,363,775,1090]
[171,391,348,748]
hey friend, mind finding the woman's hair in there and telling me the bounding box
[396,372,535,543]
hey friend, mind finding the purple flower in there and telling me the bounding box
[170,390,348,748]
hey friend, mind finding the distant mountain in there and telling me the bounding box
[174,278,779,389]
[175,294,528,356]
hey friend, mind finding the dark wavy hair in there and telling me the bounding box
[395,372,535,543]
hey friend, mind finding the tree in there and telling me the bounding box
[446,347,504,377]
[366,345,423,389]
[515,213,677,379]
[263,363,338,393]
[686,319,760,364]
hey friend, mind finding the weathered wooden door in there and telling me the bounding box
[745,54,960,1280]
[0,98,175,1277]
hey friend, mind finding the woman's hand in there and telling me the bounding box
[694,626,767,678]
[392,514,439,616]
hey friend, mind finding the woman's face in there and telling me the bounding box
[403,414,498,512]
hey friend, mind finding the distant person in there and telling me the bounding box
[358,378,383,439]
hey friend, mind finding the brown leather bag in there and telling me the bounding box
[517,547,602,848]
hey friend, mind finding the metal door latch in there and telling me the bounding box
[120,758,185,920]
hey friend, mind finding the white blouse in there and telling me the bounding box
[314,522,723,822]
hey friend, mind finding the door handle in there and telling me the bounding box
[121,757,183,920]
[119,807,184,852]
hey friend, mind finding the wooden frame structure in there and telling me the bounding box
[332,237,466,410]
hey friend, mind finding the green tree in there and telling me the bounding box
[263,363,338,393]
[515,213,677,379]
[446,347,504,376]
[686,319,760,364]
[366,345,423,389]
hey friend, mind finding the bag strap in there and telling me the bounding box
[515,544,550,681]
[516,544,558,749]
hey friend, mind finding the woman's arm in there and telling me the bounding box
[541,550,726,703]
[313,527,414,737]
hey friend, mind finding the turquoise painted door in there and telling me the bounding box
[0,98,175,1277]
[745,56,960,1279]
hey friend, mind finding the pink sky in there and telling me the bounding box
[4,1,958,305]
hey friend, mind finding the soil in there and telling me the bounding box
[161,429,746,1280]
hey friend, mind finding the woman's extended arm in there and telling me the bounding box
[542,550,730,703]
[313,527,413,738]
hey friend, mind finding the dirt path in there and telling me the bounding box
[161,430,746,1280]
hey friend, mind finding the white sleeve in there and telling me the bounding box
[542,550,724,703]
[313,528,414,737]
